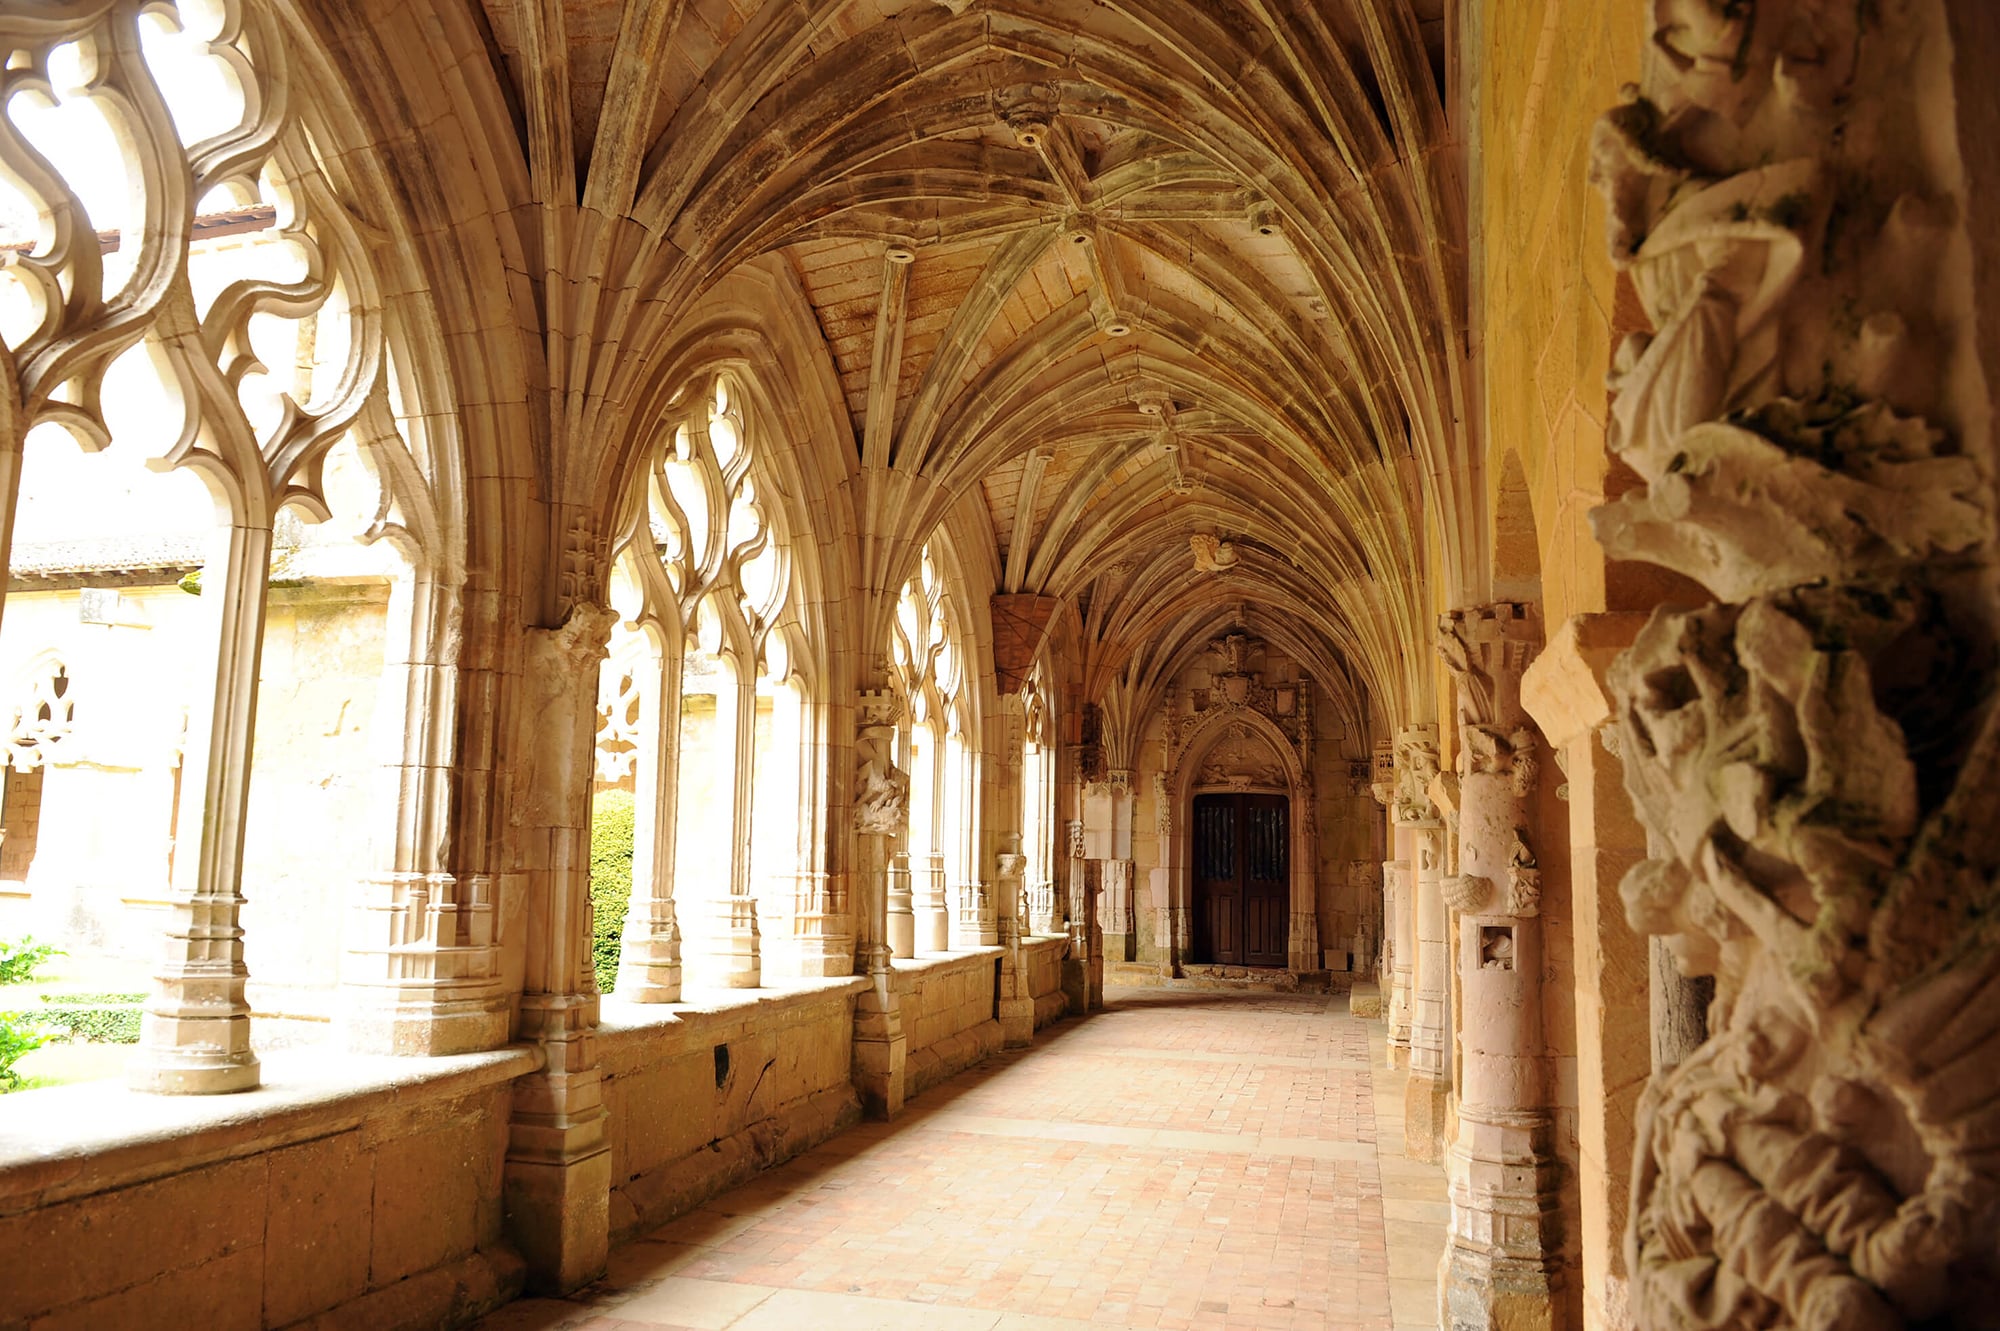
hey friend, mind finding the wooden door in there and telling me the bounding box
[1192,793,1289,967]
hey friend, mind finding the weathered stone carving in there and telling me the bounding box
[1189,533,1239,572]
[1442,872,1492,915]
[1392,727,1440,825]
[1593,3,2000,1325]
[853,741,910,834]
[853,690,910,835]
[1437,602,1558,1329]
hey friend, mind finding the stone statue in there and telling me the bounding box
[852,728,909,834]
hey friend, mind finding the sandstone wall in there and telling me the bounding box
[1023,935,1067,1029]
[0,1050,531,1331]
[598,981,866,1244]
[1469,6,1649,1328]
[895,948,1003,1101]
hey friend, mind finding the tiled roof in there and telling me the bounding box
[8,534,207,578]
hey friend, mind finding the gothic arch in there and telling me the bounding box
[1159,701,1318,974]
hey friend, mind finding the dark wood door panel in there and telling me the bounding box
[1193,792,1288,967]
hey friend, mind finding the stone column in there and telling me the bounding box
[504,602,619,1294]
[1438,603,1559,1331]
[1520,612,1651,1331]
[916,852,949,952]
[1287,790,1320,972]
[708,656,760,986]
[851,691,909,1118]
[614,637,682,1003]
[344,566,510,1052]
[994,849,1034,1046]
[1383,852,1412,1061]
[129,521,274,1094]
[1406,819,1451,1161]
[1100,857,1134,963]
[1060,819,1101,1011]
[886,850,915,958]
[1386,724,1439,1070]
[954,877,997,948]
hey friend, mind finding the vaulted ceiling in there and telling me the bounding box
[438,0,1468,724]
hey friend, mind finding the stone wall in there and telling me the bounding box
[0,1049,531,1331]
[599,981,866,1244]
[895,948,1004,1101]
[1023,935,1068,1030]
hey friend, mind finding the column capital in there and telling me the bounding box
[1438,602,1541,733]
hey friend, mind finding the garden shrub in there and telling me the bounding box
[590,789,637,994]
[0,1014,42,1090]
[34,994,144,1044]
[0,936,59,986]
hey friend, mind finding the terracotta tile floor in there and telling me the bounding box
[477,987,1447,1331]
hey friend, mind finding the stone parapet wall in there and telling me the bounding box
[598,979,868,1243]
[1023,935,1069,1029]
[0,958,1069,1325]
[893,949,1004,1101]
[0,1048,534,1331]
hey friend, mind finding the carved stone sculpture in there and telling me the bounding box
[1592,4,2000,1325]
[853,740,910,835]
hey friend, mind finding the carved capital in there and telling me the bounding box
[1439,602,1540,733]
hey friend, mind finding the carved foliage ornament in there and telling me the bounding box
[1592,3,2000,1324]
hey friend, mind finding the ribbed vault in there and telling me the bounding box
[376,0,1472,729]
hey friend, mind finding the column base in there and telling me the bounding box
[613,959,682,1003]
[1443,1114,1565,1331]
[1441,1245,1562,1331]
[710,896,761,988]
[127,1046,260,1094]
[129,1002,260,1094]
[342,990,512,1055]
[1386,1040,1411,1070]
[887,914,915,959]
[1404,1071,1450,1163]
[852,965,906,1119]
[504,1149,611,1296]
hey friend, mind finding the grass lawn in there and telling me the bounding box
[3,946,149,1093]
[8,1040,131,1091]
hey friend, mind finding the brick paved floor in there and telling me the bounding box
[478,987,1447,1331]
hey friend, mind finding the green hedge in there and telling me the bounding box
[32,996,143,1044]
[590,790,637,994]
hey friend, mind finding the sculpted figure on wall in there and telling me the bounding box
[1592,2,2000,1324]
[853,743,909,834]
[1392,727,1440,825]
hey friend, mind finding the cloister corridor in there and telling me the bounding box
[475,988,1447,1331]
